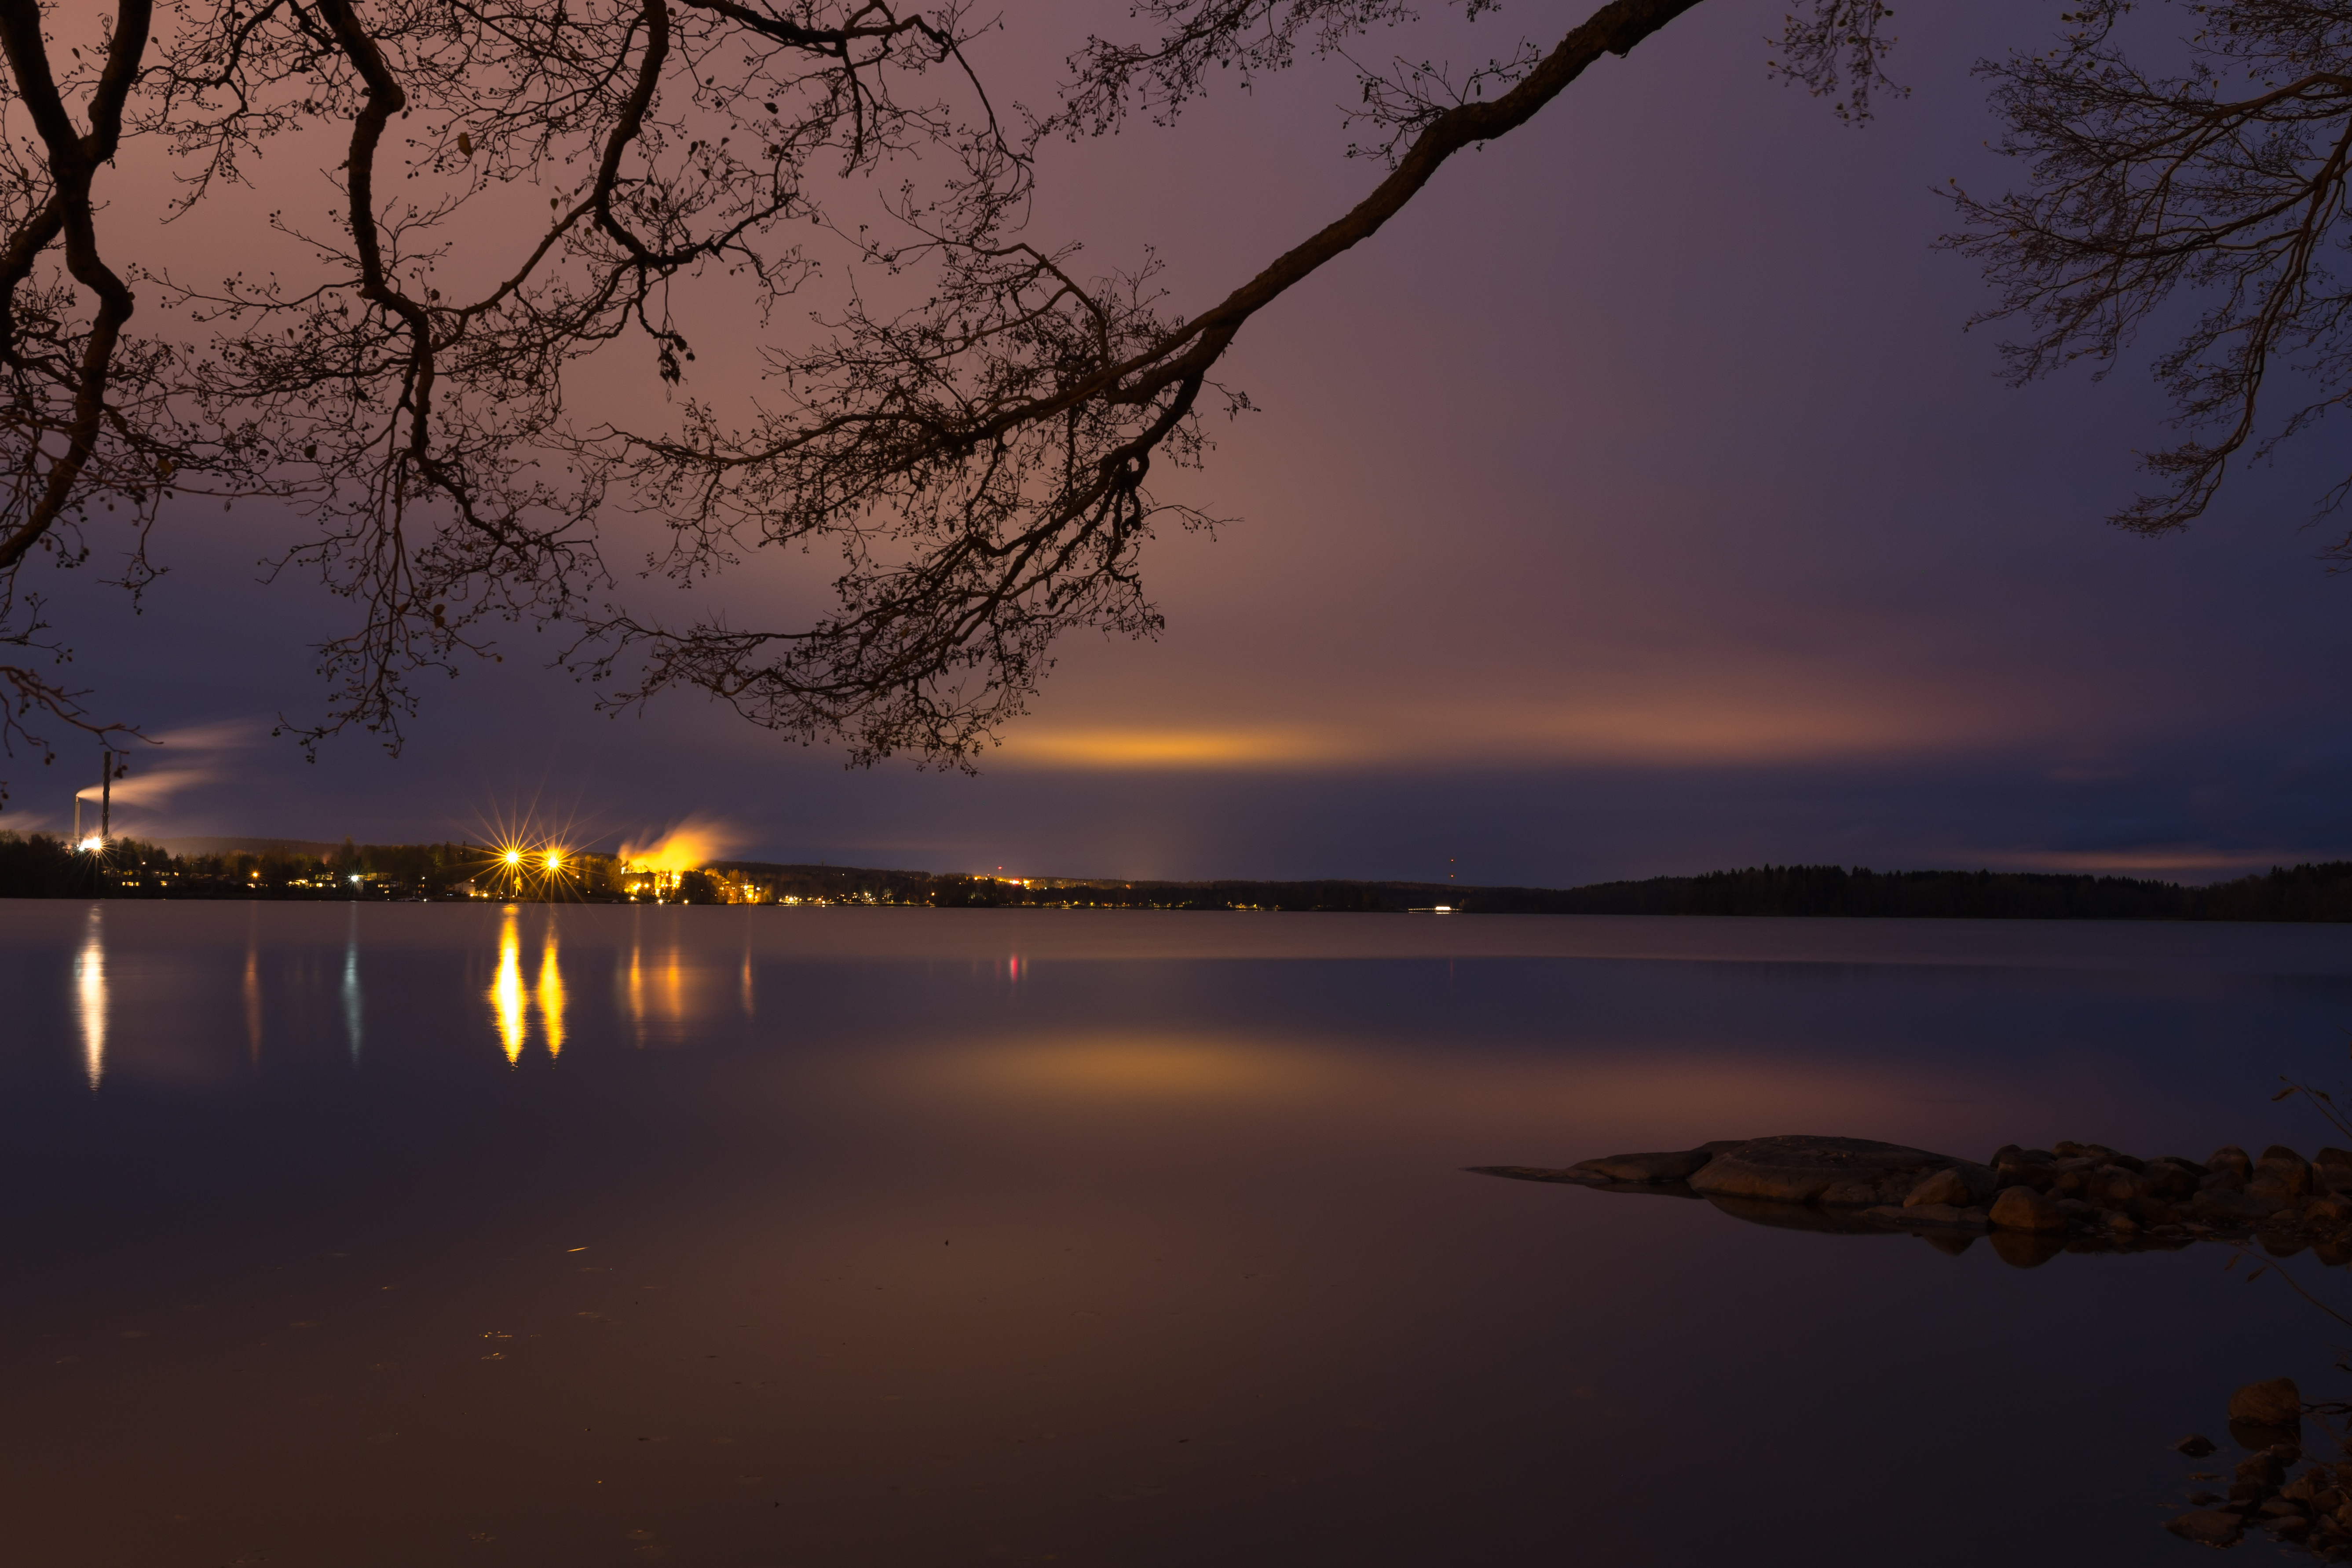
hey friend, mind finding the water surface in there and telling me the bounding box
[7,902,2351,1565]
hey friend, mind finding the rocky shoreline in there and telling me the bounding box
[2166,1377,2346,1552]
[1474,1134,2352,1265]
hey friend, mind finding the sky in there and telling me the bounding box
[13,0,2352,885]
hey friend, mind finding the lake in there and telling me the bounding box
[7,900,2352,1565]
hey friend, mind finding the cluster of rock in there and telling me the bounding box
[2166,1377,2346,1552]
[1474,1134,2352,1262]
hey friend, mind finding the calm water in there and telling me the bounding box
[8,901,2352,1565]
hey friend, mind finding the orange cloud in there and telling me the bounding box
[997,688,2023,771]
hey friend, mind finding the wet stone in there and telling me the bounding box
[2175,1435,2217,1458]
[1569,1148,1721,1184]
[1988,1186,2066,1232]
[2194,1188,2283,1221]
[2260,1146,2314,1196]
[1687,1136,1969,1207]
[1904,1167,1973,1208]
[2237,1451,2288,1491]
[2234,1375,2307,1425]
[2166,1510,2245,1547]
[1986,1228,2067,1268]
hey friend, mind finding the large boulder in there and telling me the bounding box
[2209,1145,2253,1179]
[2230,1378,2303,1427]
[2259,1146,2313,1197]
[1687,1136,1972,1207]
[1905,1166,1983,1208]
[1988,1186,2067,1231]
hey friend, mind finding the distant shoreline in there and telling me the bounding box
[4,830,2352,920]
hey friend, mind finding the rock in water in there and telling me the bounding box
[1686,1136,1969,1206]
[1904,1167,1973,1208]
[2230,1378,2303,1427]
[1569,1145,1739,1184]
[2193,1187,2284,1221]
[2166,1510,2245,1546]
[2258,1145,2313,1196]
[2174,1434,2217,1457]
[1988,1186,2067,1232]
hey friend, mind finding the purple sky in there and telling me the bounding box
[18,0,2352,884]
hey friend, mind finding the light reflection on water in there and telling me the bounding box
[10,903,2352,1566]
[490,905,528,1063]
[72,904,102,1089]
[342,904,363,1063]
[241,907,262,1065]
[538,921,566,1057]
[490,906,570,1062]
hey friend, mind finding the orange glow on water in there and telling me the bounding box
[491,908,528,1064]
[537,926,567,1058]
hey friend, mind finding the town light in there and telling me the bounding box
[77,836,102,854]
[504,849,523,866]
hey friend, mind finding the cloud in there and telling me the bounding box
[995,688,2024,772]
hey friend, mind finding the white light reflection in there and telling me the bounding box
[740,914,754,1018]
[342,905,364,1064]
[243,908,263,1066]
[74,905,105,1089]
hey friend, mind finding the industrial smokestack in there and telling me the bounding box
[100,748,111,843]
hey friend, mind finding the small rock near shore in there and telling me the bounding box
[2229,1378,2303,1428]
[2175,1434,2217,1457]
[2166,1510,2245,1546]
[2209,1146,2253,1180]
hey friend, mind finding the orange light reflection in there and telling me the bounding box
[490,907,527,1064]
[536,925,567,1057]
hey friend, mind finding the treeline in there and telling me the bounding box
[1458,863,2352,922]
[0,832,489,900]
[709,862,1456,911]
[12,832,2352,921]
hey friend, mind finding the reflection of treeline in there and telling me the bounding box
[1466,863,2352,921]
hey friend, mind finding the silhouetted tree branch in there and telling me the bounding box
[0,0,1905,790]
[1948,0,2352,542]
